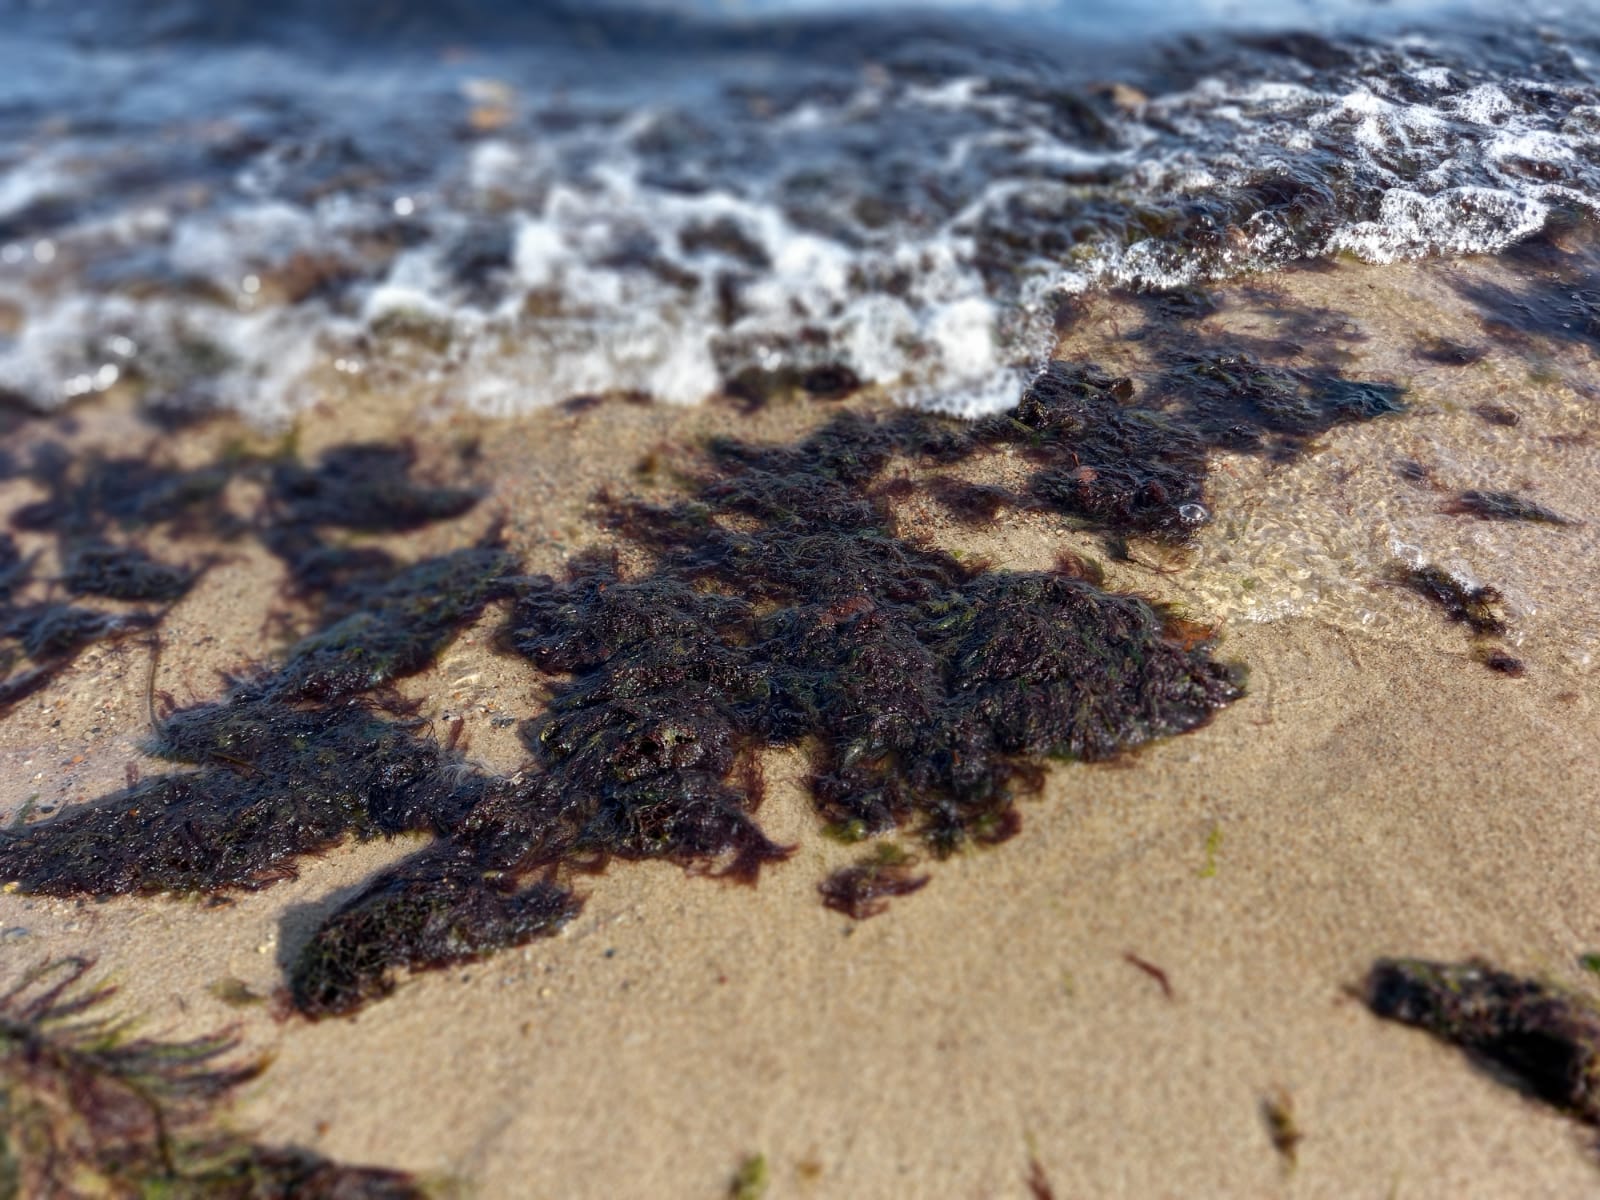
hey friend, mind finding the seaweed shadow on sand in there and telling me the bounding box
[0,346,1413,1018]
[0,957,423,1198]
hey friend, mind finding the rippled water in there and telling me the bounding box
[2,0,1599,418]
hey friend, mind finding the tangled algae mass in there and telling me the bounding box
[0,958,422,1198]
[0,343,1420,1019]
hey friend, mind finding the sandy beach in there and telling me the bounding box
[3,237,1599,1197]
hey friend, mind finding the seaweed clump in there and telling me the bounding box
[509,408,1242,853]
[0,537,583,1019]
[0,434,487,721]
[1391,564,1533,676]
[289,396,1244,1011]
[269,546,516,701]
[961,356,1403,540]
[0,535,586,1018]
[1481,649,1527,677]
[0,958,422,1198]
[1393,564,1507,636]
[1442,489,1575,526]
[259,440,486,607]
[3,376,1256,1017]
[289,856,578,1018]
[0,439,222,712]
[63,542,197,602]
[0,548,516,897]
[1365,957,1600,1126]
[819,843,930,919]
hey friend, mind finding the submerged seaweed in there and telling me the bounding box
[1415,337,1488,366]
[0,958,422,1198]
[1456,231,1600,357]
[1393,564,1508,637]
[1365,957,1600,1126]
[1442,489,1575,526]
[956,354,1402,540]
[1472,403,1519,427]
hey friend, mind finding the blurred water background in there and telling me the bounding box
[2,0,1597,418]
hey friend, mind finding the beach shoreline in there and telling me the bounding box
[3,236,1600,1195]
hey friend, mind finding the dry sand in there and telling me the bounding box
[3,242,1599,1198]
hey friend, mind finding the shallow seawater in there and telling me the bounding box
[3,0,1600,419]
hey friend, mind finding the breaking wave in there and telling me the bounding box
[2,1,1599,419]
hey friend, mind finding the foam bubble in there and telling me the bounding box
[1326,187,1549,262]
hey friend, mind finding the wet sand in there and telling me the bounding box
[3,243,1599,1197]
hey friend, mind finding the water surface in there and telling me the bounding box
[2,0,1598,417]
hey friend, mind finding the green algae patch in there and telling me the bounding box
[727,1153,769,1200]
[0,959,422,1199]
[1260,1088,1301,1169]
[207,978,265,1009]
[1199,825,1222,879]
[1365,958,1600,1125]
